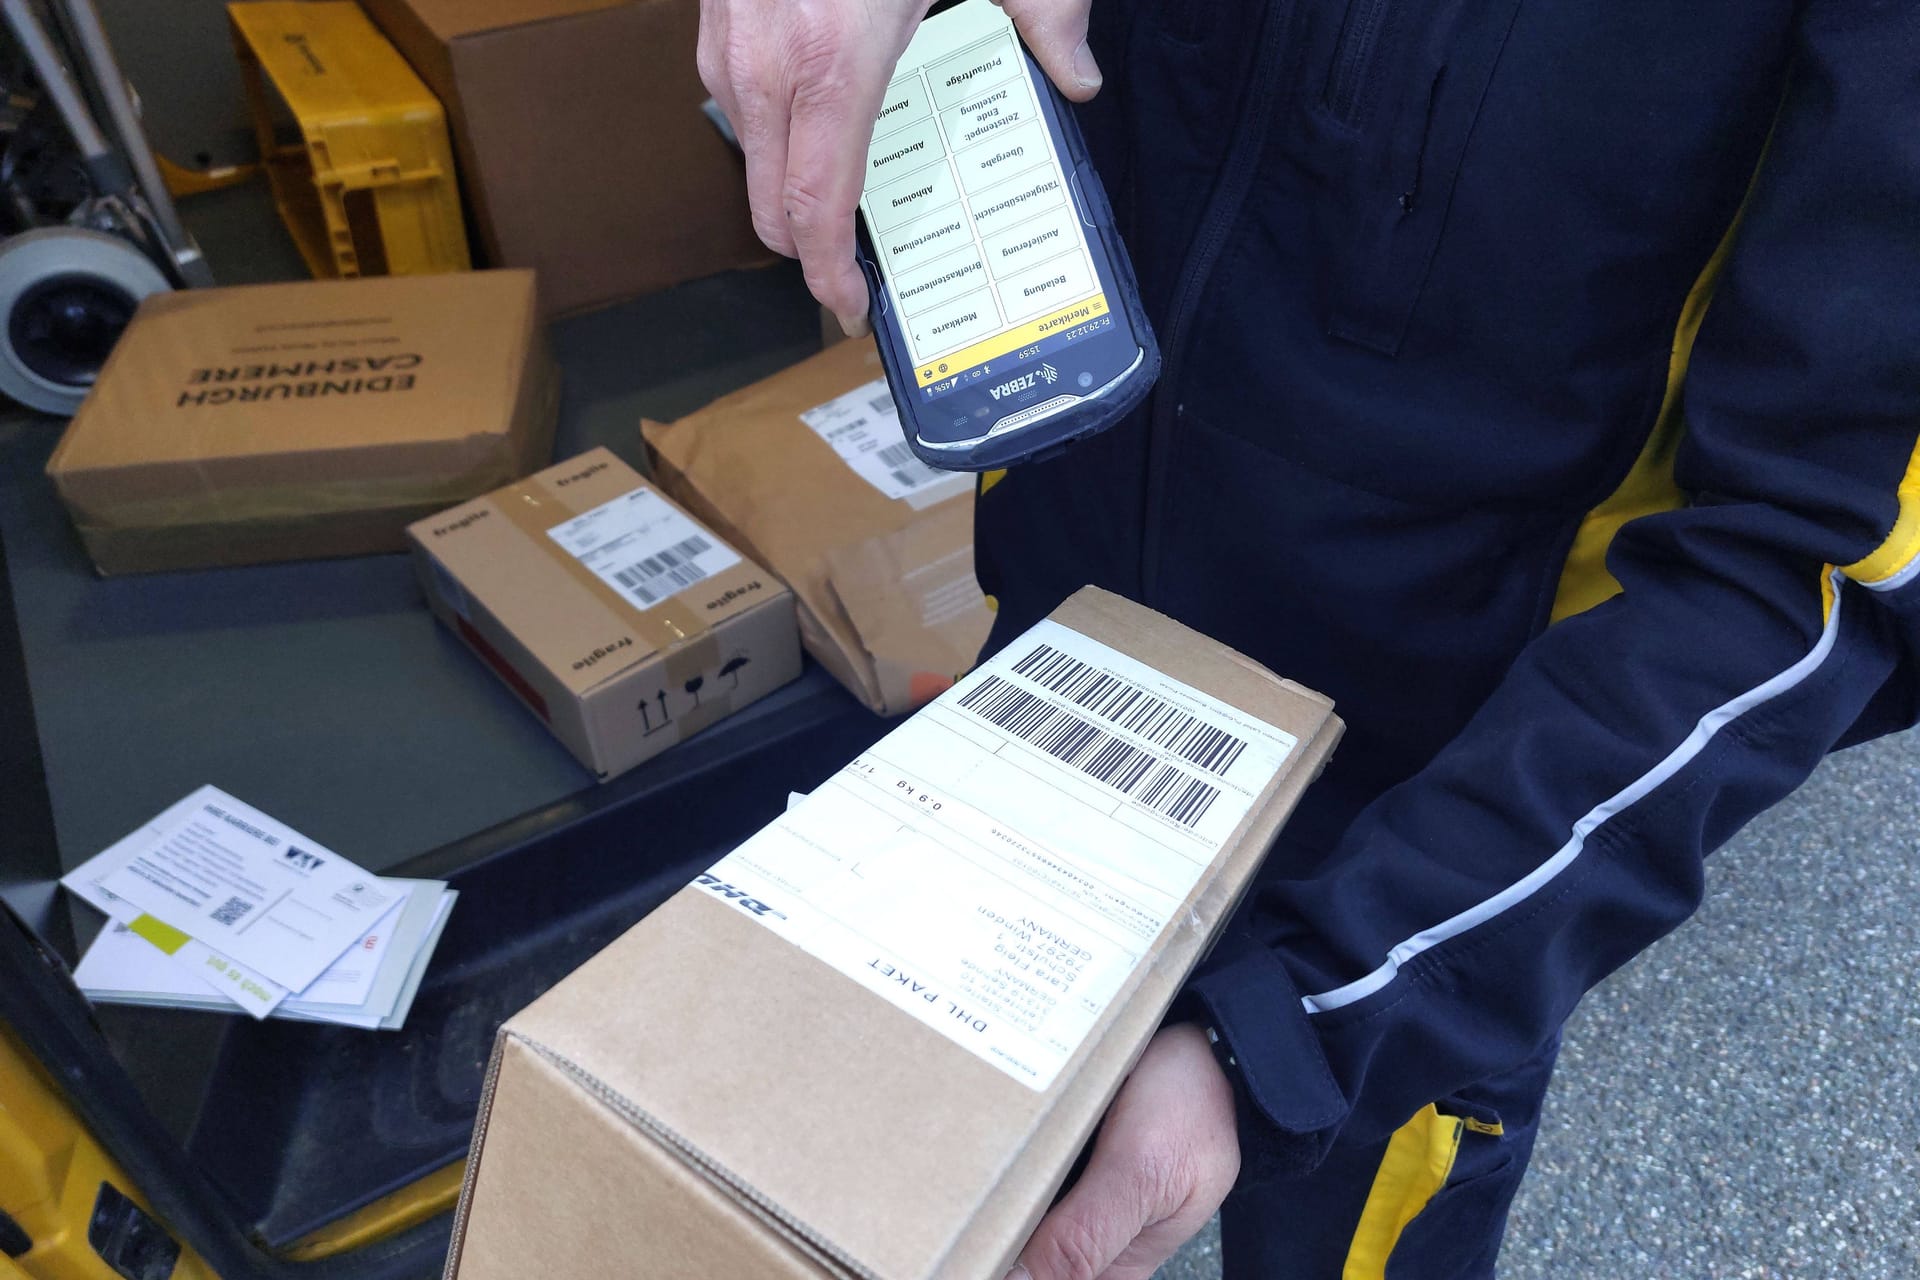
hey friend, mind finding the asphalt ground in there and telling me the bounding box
[1158,727,1920,1279]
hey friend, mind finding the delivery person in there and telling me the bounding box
[699,0,1920,1274]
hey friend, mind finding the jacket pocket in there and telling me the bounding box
[1321,0,1525,357]
[1377,1097,1517,1280]
[1325,0,1397,126]
[1381,1158,1517,1279]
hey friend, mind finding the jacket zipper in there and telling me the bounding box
[1140,0,1299,604]
[1328,0,1392,123]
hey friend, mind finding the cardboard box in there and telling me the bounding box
[408,447,802,780]
[643,340,993,716]
[447,586,1342,1280]
[46,271,555,575]
[358,0,773,316]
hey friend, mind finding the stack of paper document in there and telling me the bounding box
[63,786,456,1030]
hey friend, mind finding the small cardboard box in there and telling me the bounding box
[408,447,802,781]
[643,340,993,716]
[45,270,555,575]
[447,587,1342,1280]
[357,0,773,316]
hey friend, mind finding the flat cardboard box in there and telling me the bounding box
[46,271,555,575]
[408,447,802,780]
[357,0,774,315]
[447,587,1342,1279]
[643,340,993,716]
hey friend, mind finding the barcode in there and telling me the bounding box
[870,394,897,416]
[876,441,934,490]
[958,675,1220,829]
[1010,644,1248,776]
[1135,763,1223,827]
[611,535,714,606]
[211,895,253,928]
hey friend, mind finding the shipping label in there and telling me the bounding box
[701,619,1297,1088]
[547,488,742,612]
[800,380,972,506]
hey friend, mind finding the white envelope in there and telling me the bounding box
[75,785,407,993]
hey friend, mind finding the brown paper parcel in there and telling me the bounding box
[446,586,1343,1280]
[643,339,993,716]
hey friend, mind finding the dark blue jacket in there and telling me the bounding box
[974,0,1920,1173]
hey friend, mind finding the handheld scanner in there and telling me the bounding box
[856,0,1159,472]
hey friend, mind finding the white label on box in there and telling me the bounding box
[91,786,408,995]
[546,488,742,612]
[702,619,1298,1089]
[800,380,973,507]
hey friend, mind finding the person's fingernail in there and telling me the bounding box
[838,311,871,339]
[1002,1267,1031,1280]
[1072,41,1101,89]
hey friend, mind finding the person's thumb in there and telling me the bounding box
[1003,1145,1149,1280]
[995,0,1101,101]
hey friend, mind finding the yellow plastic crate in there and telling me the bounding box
[229,1,470,278]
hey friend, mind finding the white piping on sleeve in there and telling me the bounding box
[1860,551,1920,593]
[1301,567,1848,1016]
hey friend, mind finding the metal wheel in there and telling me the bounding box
[0,226,166,414]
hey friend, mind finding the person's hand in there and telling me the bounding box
[697,0,1103,337]
[1007,1023,1241,1280]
